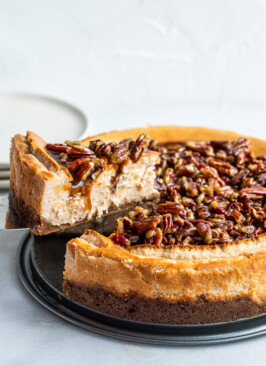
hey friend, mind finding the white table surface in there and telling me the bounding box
[1,114,266,366]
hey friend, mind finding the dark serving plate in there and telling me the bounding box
[17,231,266,346]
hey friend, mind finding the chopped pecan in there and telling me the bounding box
[257,155,266,161]
[46,143,94,156]
[133,216,161,235]
[157,202,186,216]
[109,233,130,249]
[257,173,266,186]
[180,177,198,197]
[197,205,212,219]
[175,164,196,177]
[215,185,234,198]
[180,227,198,240]
[66,157,92,171]
[230,169,249,186]
[110,145,129,164]
[186,141,214,156]
[210,140,229,149]
[240,186,266,199]
[251,208,265,221]
[161,214,174,233]
[115,217,133,236]
[210,201,230,217]
[240,225,256,235]
[230,210,245,224]
[182,197,196,208]
[228,138,251,156]
[197,222,212,243]
[181,236,193,245]
[75,161,95,181]
[207,158,238,176]
[164,168,175,185]
[145,228,163,245]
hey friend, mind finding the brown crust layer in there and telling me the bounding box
[63,281,265,324]
[8,188,41,231]
[8,187,153,235]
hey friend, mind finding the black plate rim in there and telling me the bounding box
[17,231,266,346]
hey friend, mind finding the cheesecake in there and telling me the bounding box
[63,126,266,324]
[9,131,160,235]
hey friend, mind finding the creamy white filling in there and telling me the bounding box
[41,154,159,226]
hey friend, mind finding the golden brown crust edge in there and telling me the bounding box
[82,125,266,156]
[63,229,266,323]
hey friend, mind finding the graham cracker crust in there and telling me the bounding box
[8,188,42,232]
[63,281,265,324]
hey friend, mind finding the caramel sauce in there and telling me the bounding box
[46,147,94,212]
[110,166,122,193]
[45,149,68,167]
[71,180,93,212]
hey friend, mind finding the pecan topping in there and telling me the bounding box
[110,145,129,164]
[133,216,161,235]
[240,186,266,198]
[46,134,152,186]
[145,228,163,245]
[207,158,238,176]
[110,137,265,249]
[157,202,186,216]
[110,233,130,249]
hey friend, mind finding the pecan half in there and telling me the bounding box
[133,216,161,235]
[157,202,186,216]
[109,233,130,249]
[145,228,163,245]
[110,145,129,164]
[207,158,238,176]
[240,186,266,199]
[129,133,151,162]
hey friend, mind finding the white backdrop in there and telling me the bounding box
[1,2,266,366]
[1,0,266,136]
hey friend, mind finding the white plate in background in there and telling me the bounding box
[0,180,9,189]
[0,170,10,179]
[0,93,90,168]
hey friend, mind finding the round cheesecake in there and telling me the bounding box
[63,126,266,324]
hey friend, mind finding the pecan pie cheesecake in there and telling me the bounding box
[9,131,159,235]
[63,126,266,324]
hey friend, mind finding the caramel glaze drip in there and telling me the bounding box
[45,134,151,211]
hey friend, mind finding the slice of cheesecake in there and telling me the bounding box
[9,131,160,235]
